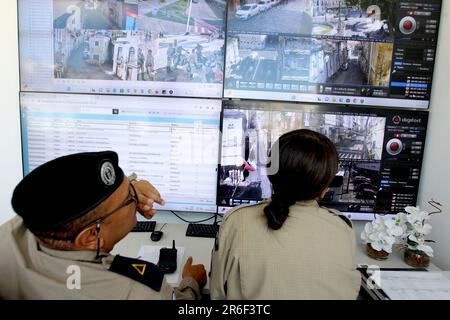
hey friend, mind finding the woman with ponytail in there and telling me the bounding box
[210,129,361,299]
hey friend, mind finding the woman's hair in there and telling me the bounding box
[264,129,338,230]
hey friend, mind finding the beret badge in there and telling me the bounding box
[100,161,116,186]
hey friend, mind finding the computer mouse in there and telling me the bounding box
[151,230,163,242]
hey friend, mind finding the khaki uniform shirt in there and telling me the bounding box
[0,216,200,300]
[210,201,361,300]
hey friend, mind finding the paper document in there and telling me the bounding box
[137,245,186,284]
[379,271,450,300]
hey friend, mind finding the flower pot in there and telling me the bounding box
[366,243,389,260]
[404,248,430,268]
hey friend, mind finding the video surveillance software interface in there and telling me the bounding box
[218,101,428,220]
[19,0,226,98]
[20,92,221,213]
[224,0,441,108]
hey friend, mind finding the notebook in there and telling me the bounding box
[358,267,450,300]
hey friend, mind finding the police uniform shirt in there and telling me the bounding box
[0,216,200,300]
[210,200,361,300]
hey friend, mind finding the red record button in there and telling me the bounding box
[386,138,403,155]
[399,16,417,35]
[404,20,413,30]
[390,142,399,151]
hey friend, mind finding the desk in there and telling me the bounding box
[354,243,440,271]
[112,222,443,295]
[112,223,215,291]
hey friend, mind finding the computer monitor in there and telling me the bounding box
[19,0,226,98]
[20,92,221,213]
[224,0,442,108]
[218,100,428,220]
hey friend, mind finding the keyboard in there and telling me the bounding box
[185,223,220,238]
[131,221,156,232]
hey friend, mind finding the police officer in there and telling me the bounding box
[146,49,155,81]
[209,130,361,299]
[166,43,175,73]
[137,48,145,80]
[0,151,206,299]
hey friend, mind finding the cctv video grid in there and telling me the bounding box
[17,1,440,220]
[17,0,442,108]
[224,0,442,108]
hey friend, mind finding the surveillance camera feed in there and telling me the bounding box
[19,0,226,97]
[218,101,429,220]
[224,0,442,108]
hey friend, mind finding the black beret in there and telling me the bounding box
[11,151,124,232]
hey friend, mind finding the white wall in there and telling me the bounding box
[417,0,450,270]
[0,0,22,225]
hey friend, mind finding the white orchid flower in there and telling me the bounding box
[384,219,404,237]
[361,231,367,241]
[408,234,419,244]
[395,212,407,223]
[371,241,384,252]
[417,244,434,257]
[368,232,381,242]
[406,212,422,225]
[372,218,385,229]
[405,206,421,215]
[405,206,430,223]
[364,223,373,234]
[379,232,396,245]
[416,223,432,235]
[362,214,410,253]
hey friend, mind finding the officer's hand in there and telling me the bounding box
[131,180,165,219]
[182,256,207,288]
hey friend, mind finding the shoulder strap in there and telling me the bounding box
[109,255,164,292]
[324,207,353,229]
[336,214,353,229]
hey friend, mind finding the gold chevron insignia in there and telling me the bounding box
[132,263,146,276]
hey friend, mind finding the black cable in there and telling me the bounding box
[158,223,167,232]
[170,211,216,224]
[428,199,443,215]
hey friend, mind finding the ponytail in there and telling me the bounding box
[264,192,296,230]
[264,129,339,231]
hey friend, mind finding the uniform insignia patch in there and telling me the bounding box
[132,263,147,276]
[110,255,164,291]
[100,161,116,186]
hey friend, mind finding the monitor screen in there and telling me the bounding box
[20,92,221,213]
[218,100,428,220]
[19,0,226,98]
[224,0,442,109]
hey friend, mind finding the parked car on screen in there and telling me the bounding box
[270,0,281,7]
[258,0,272,11]
[236,4,260,20]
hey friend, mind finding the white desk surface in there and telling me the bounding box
[112,223,215,290]
[112,222,444,292]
